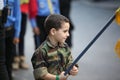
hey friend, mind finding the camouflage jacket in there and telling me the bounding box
[31,38,73,80]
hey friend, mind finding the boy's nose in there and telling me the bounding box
[67,32,69,37]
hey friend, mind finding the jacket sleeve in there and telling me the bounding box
[14,0,21,38]
[31,49,49,79]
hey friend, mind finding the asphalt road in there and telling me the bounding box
[13,1,120,80]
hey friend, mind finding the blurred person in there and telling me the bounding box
[3,0,21,80]
[29,0,60,49]
[0,0,9,80]
[31,14,79,80]
[12,0,29,70]
[59,0,74,48]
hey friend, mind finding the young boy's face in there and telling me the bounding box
[54,22,70,43]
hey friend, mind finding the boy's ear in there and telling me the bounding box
[50,28,56,35]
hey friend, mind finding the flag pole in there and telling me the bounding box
[64,14,115,75]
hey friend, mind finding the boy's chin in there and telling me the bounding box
[59,41,65,44]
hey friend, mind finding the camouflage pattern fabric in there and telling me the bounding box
[31,37,73,80]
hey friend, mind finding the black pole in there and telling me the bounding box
[64,14,116,75]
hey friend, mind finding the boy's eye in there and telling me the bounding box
[64,30,67,33]
[64,30,69,34]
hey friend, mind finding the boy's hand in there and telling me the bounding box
[70,66,79,76]
[59,71,69,80]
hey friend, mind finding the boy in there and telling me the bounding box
[31,14,78,80]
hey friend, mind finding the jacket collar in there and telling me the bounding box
[46,37,66,48]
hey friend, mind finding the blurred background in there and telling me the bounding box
[13,0,120,80]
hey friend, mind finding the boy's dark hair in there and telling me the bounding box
[44,14,69,35]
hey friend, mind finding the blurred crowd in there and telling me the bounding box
[0,0,74,80]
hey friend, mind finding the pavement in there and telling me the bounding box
[13,0,120,80]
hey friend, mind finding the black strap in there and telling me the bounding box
[2,0,9,23]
